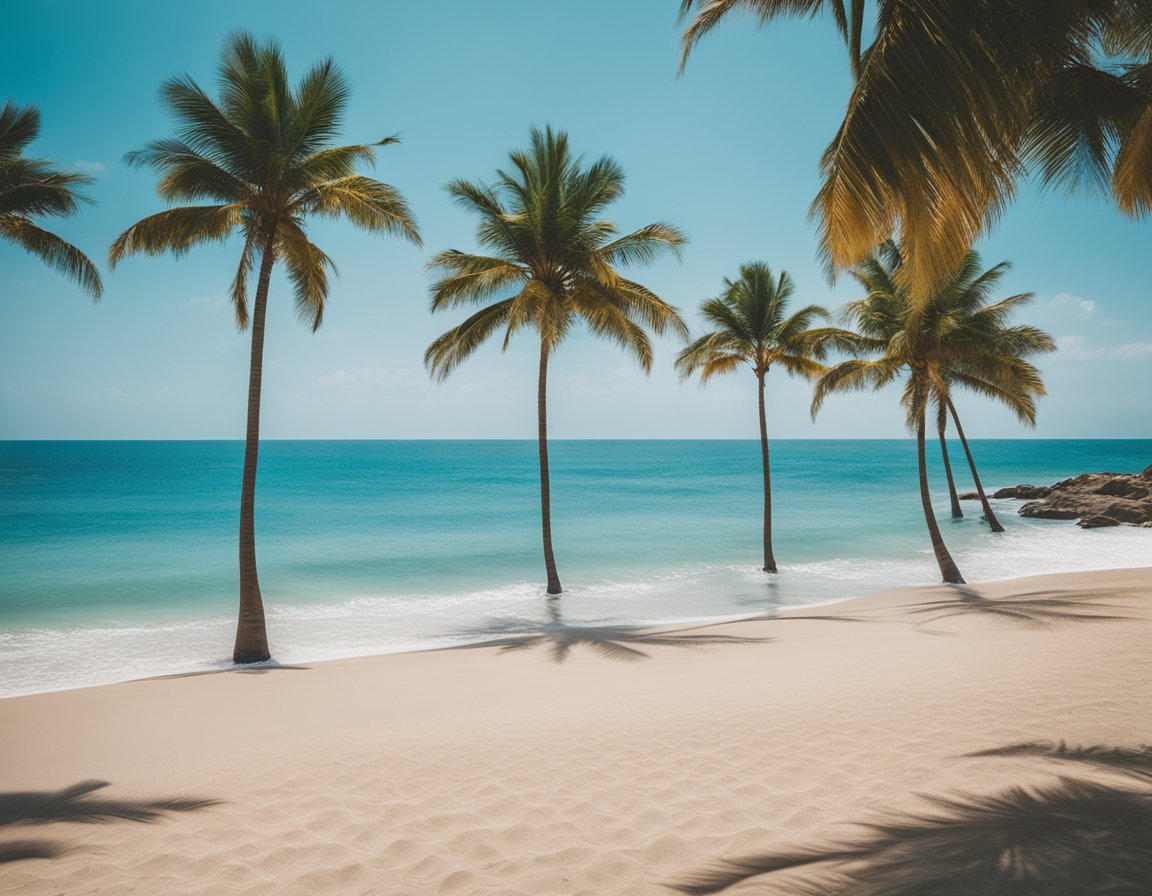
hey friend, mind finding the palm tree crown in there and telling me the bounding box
[425,126,687,378]
[814,245,1054,429]
[0,101,103,298]
[110,32,420,328]
[675,262,833,382]
[110,32,420,663]
[426,126,687,595]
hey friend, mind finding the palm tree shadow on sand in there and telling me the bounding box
[669,742,1152,895]
[900,586,1129,632]
[449,600,870,664]
[0,779,220,864]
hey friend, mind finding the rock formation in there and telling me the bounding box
[960,465,1152,528]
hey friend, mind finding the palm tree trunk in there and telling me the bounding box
[916,391,965,584]
[233,234,275,664]
[946,396,1005,533]
[757,372,777,572]
[938,414,963,518]
[537,340,562,595]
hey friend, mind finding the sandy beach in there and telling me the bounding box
[2,566,1149,894]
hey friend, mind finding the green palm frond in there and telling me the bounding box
[277,218,336,331]
[294,175,421,243]
[425,299,516,381]
[109,204,243,267]
[0,216,103,298]
[427,251,528,310]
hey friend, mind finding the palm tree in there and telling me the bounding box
[110,33,420,663]
[677,1,1147,299]
[0,101,102,298]
[425,126,686,596]
[936,400,964,519]
[812,245,1053,583]
[675,262,841,571]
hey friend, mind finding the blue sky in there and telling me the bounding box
[2,0,1149,439]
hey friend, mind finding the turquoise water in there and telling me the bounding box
[2,439,1149,696]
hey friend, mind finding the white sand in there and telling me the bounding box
[1,567,1149,894]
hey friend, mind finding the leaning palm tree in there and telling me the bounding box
[110,33,420,662]
[813,245,1052,583]
[675,262,842,571]
[425,126,686,595]
[0,101,102,298]
[678,1,1145,299]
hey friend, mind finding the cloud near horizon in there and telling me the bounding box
[1055,334,1152,361]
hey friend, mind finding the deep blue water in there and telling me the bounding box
[2,440,1149,696]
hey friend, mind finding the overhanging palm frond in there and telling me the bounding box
[109,204,242,267]
[424,299,515,381]
[0,101,103,298]
[294,175,421,243]
[0,216,103,298]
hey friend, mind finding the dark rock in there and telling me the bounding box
[1096,478,1150,500]
[1020,500,1082,520]
[1009,468,1152,528]
[992,484,1051,499]
[1142,464,1152,480]
[958,492,980,500]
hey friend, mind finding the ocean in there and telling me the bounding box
[1,439,1149,697]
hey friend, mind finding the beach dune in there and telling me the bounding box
[2,567,1149,894]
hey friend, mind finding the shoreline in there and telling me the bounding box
[2,566,1149,894]
[5,557,1150,701]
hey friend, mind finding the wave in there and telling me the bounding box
[1,519,1148,698]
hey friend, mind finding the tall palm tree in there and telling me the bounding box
[110,33,420,663]
[678,1,1146,299]
[425,126,686,596]
[812,245,1053,583]
[675,262,840,571]
[0,101,102,298]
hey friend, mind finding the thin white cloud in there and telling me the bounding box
[1056,334,1152,361]
[71,160,106,174]
[178,294,226,310]
[1049,292,1097,318]
[317,365,420,387]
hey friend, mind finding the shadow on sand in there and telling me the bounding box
[669,741,1152,895]
[0,779,220,864]
[900,586,1129,631]
[448,601,862,664]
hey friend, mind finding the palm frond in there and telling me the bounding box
[109,204,242,267]
[0,216,103,297]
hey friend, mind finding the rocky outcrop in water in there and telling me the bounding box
[969,465,1152,528]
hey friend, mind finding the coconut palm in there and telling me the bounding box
[812,245,1053,583]
[0,101,102,298]
[110,33,420,663]
[425,126,686,596]
[677,1,1147,298]
[675,262,842,571]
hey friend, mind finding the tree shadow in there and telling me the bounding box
[451,600,770,664]
[0,779,221,865]
[900,586,1128,631]
[669,776,1152,895]
[967,740,1152,782]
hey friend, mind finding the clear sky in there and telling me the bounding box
[2,0,1149,440]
